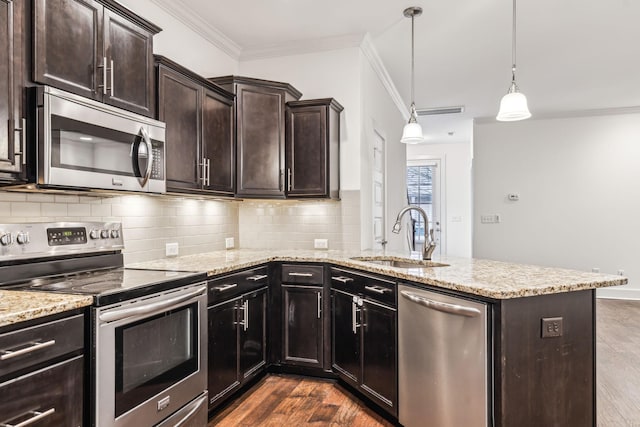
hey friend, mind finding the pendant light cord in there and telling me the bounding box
[411,13,415,106]
[511,0,517,82]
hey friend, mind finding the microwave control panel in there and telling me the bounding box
[151,141,164,180]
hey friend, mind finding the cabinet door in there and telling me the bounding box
[236,84,285,198]
[202,88,234,195]
[158,66,201,191]
[103,8,153,116]
[239,288,267,380]
[361,300,397,415]
[286,105,327,197]
[0,0,24,177]
[332,290,360,384]
[207,300,240,408]
[0,356,84,427]
[33,0,102,100]
[282,286,323,367]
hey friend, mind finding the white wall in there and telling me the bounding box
[407,141,473,258]
[359,51,407,252]
[116,0,239,76]
[239,47,362,191]
[473,112,640,299]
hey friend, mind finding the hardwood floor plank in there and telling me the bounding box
[208,375,392,427]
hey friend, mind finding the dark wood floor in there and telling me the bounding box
[596,298,640,426]
[208,375,392,427]
[209,298,639,426]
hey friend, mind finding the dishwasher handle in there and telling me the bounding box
[400,290,481,318]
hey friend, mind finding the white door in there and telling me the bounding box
[372,130,387,250]
[406,159,443,257]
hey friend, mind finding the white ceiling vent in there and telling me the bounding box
[416,106,465,116]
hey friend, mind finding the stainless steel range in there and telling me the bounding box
[0,222,208,427]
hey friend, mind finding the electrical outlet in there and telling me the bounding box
[225,237,235,249]
[480,214,501,224]
[314,238,328,249]
[541,317,563,338]
[618,269,625,276]
[591,267,600,273]
[165,242,179,257]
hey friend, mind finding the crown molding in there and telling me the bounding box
[474,105,640,124]
[150,0,241,59]
[240,33,365,61]
[359,33,410,121]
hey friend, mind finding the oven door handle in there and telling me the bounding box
[99,286,206,323]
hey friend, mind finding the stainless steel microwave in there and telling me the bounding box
[29,86,166,194]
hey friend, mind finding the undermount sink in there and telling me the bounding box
[350,257,449,269]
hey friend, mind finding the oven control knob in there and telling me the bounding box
[110,229,120,239]
[100,230,110,239]
[89,229,100,240]
[16,232,30,245]
[0,232,13,246]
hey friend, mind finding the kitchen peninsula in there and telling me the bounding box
[1,249,625,427]
[129,249,625,427]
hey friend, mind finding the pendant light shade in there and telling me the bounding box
[401,7,424,144]
[497,83,531,121]
[496,0,531,122]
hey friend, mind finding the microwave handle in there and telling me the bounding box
[134,127,153,188]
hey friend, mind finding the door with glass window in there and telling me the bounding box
[406,160,442,256]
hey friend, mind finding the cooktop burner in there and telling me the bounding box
[8,268,207,306]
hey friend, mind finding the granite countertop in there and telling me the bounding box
[0,290,93,328]
[128,249,627,299]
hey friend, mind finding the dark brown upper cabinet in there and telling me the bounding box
[285,98,342,199]
[33,0,160,117]
[210,76,302,199]
[156,56,235,197]
[0,0,25,182]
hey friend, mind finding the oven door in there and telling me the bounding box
[40,86,166,193]
[94,283,207,427]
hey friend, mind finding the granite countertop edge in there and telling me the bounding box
[0,291,93,328]
[128,249,628,300]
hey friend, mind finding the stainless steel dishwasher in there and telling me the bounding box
[398,284,489,427]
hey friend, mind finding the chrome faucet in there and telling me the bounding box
[392,205,437,260]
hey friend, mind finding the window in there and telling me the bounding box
[406,165,434,243]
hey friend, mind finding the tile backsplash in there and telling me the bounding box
[0,189,361,262]
[0,192,239,264]
[238,190,361,251]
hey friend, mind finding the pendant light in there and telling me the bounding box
[496,0,531,121]
[401,6,424,144]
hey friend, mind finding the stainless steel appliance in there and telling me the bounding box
[0,222,208,427]
[398,284,489,427]
[28,86,166,193]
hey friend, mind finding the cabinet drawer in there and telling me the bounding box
[281,264,324,285]
[330,268,396,307]
[208,266,269,304]
[0,314,84,379]
[0,355,84,427]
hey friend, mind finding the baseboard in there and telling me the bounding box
[596,287,640,300]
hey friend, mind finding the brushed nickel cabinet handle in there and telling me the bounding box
[214,283,237,292]
[317,291,322,319]
[1,408,56,427]
[247,275,268,281]
[14,118,26,165]
[332,276,353,283]
[288,272,313,277]
[110,59,115,97]
[365,285,391,295]
[287,168,292,191]
[98,56,108,95]
[0,340,56,361]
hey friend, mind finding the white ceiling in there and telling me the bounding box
[162,0,640,143]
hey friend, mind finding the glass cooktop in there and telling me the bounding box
[8,268,207,306]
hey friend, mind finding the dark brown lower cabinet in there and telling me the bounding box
[332,287,397,416]
[282,285,323,368]
[0,355,84,426]
[208,286,267,410]
[208,298,240,404]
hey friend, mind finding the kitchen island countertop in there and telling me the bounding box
[128,249,626,299]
